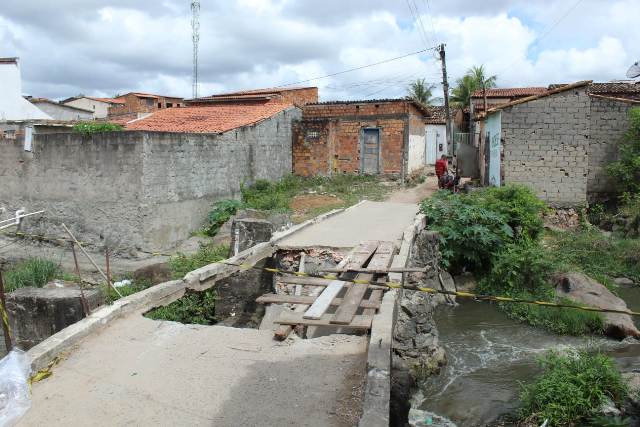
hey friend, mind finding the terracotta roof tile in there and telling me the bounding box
[125,99,293,133]
[471,87,548,98]
[85,97,126,104]
[588,82,640,100]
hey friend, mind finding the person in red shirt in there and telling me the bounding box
[435,155,448,188]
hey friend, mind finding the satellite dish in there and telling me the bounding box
[627,61,640,79]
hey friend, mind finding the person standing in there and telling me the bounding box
[435,155,448,188]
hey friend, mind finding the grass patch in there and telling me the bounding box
[3,258,60,292]
[169,244,229,279]
[545,228,640,286]
[72,122,123,135]
[518,349,628,426]
[145,289,217,325]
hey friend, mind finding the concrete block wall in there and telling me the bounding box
[588,97,633,199]
[0,131,146,248]
[0,107,299,251]
[501,88,591,206]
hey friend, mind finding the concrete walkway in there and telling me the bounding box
[21,315,366,427]
[278,200,418,248]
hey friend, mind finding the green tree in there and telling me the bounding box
[450,65,497,109]
[406,78,435,105]
[607,107,640,196]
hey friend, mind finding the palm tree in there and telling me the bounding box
[450,65,497,109]
[406,78,435,106]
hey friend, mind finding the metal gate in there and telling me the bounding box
[485,111,502,186]
[425,127,437,165]
[361,128,380,174]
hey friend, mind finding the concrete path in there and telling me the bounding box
[278,200,418,248]
[21,314,366,427]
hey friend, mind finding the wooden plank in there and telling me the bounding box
[256,294,381,309]
[303,281,345,319]
[278,275,387,290]
[366,241,395,271]
[274,252,309,341]
[331,274,373,325]
[343,240,380,270]
[275,311,373,329]
[363,289,383,316]
[321,267,425,274]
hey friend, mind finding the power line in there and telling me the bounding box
[275,47,437,88]
[405,0,432,48]
[421,0,438,44]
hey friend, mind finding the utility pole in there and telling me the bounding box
[191,1,201,99]
[438,44,453,156]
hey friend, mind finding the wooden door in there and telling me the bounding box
[361,128,380,174]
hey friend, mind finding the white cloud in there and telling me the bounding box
[0,0,637,101]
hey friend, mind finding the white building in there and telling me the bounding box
[62,96,123,119]
[425,106,449,165]
[0,57,52,121]
[29,98,94,121]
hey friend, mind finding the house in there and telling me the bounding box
[0,58,52,121]
[29,98,94,121]
[0,96,301,251]
[424,106,450,164]
[292,99,431,180]
[61,96,124,119]
[479,80,640,206]
[470,87,548,116]
[108,92,184,120]
[189,86,319,107]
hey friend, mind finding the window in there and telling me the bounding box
[166,103,173,108]
[145,98,154,107]
[157,102,162,108]
[305,130,320,142]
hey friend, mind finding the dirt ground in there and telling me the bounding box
[385,175,439,204]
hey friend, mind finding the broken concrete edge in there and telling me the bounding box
[25,205,349,373]
[358,212,425,427]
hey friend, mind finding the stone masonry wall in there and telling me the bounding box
[588,97,633,200]
[501,87,590,206]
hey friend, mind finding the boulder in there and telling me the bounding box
[133,262,172,285]
[614,277,635,287]
[552,272,640,339]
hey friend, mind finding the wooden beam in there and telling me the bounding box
[366,241,395,271]
[278,275,387,290]
[275,311,373,329]
[256,294,381,309]
[362,289,384,317]
[331,274,372,325]
[343,240,379,270]
[303,281,345,319]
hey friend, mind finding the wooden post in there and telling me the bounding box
[0,270,13,352]
[61,223,122,298]
[105,246,112,299]
[71,242,90,317]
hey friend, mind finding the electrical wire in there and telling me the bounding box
[274,47,437,88]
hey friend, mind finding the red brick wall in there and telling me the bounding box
[108,95,184,117]
[280,88,318,106]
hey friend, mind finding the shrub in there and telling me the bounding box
[72,122,123,135]
[519,349,628,426]
[478,184,547,240]
[420,190,514,272]
[145,289,217,325]
[478,242,603,335]
[607,107,640,197]
[204,199,243,236]
[169,244,229,279]
[4,258,60,292]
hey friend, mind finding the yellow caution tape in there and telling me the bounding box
[0,301,11,340]
[29,357,61,386]
[222,261,640,318]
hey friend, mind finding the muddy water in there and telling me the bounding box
[410,292,640,427]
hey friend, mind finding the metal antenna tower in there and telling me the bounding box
[191,0,200,99]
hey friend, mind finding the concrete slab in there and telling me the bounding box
[20,314,367,427]
[277,201,418,248]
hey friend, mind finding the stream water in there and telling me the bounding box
[409,288,640,427]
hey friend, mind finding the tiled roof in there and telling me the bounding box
[486,80,591,114]
[207,86,316,97]
[125,99,293,133]
[85,97,126,104]
[589,82,640,100]
[471,87,548,98]
[424,106,451,124]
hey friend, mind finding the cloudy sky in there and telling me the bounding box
[1,0,638,102]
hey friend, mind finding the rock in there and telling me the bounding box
[614,277,635,287]
[454,272,477,292]
[229,218,274,256]
[623,372,640,414]
[598,396,622,417]
[133,262,172,285]
[552,272,640,339]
